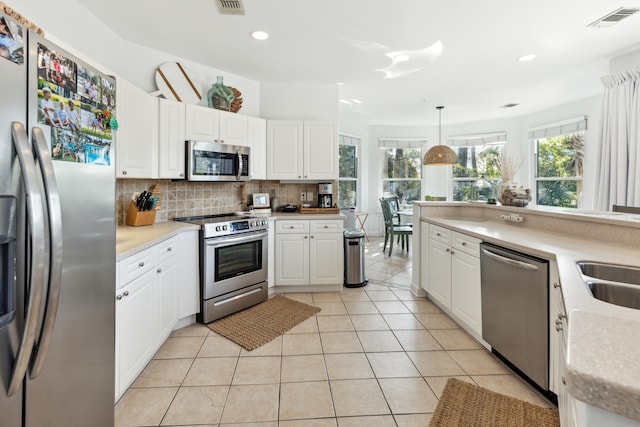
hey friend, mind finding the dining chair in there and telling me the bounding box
[382,193,413,227]
[379,197,412,256]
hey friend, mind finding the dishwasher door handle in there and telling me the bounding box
[481,248,539,271]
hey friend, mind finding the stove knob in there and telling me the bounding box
[250,221,256,227]
[215,226,221,232]
[223,225,228,231]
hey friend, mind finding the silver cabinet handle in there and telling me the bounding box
[556,324,563,332]
[123,291,130,297]
[157,268,162,273]
[7,123,46,396]
[436,232,441,236]
[481,248,539,271]
[167,247,172,252]
[30,127,64,379]
[139,261,145,267]
[304,235,308,239]
[450,250,455,254]
[310,235,314,238]
[445,248,450,252]
[461,242,467,246]
[553,282,560,288]
[116,294,123,300]
[122,170,127,175]
[324,225,329,228]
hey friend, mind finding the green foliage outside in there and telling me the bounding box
[536,134,584,208]
[453,145,501,201]
[381,148,421,204]
[338,145,357,208]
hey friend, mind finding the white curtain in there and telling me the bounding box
[595,68,640,210]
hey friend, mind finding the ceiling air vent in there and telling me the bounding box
[215,0,245,15]
[500,103,519,108]
[588,7,639,28]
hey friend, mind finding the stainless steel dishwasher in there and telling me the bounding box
[480,242,549,390]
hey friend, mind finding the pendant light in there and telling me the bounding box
[423,106,457,165]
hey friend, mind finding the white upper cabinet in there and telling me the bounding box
[185,104,247,145]
[267,120,338,180]
[116,78,158,178]
[158,98,186,179]
[247,116,267,180]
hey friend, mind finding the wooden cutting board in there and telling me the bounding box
[154,62,202,104]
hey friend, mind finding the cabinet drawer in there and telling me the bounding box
[310,220,343,234]
[276,220,310,234]
[452,231,481,257]
[430,225,451,244]
[156,236,178,263]
[119,247,155,288]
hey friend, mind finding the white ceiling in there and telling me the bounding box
[80,0,640,126]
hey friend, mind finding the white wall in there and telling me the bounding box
[260,83,339,121]
[609,46,640,74]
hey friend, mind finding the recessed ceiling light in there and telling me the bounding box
[518,54,536,62]
[250,30,269,41]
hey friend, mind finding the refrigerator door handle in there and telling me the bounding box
[29,127,64,379]
[7,122,46,397]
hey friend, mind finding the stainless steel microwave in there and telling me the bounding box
[186,141,250,181]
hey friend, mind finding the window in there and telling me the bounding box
[449,132,506,202]
[338,135,360,209]
[530,117,586,208]
[379,141,423,206]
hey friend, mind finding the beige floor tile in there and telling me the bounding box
[414,313,459,329]
[382,314,423,330]
[182,357,237,386]
[330,379,390,417]
[281,354,328,382]
[317,315,355,332]
[344,301,379,315]
[357,331,403,352]
[282,332,323,355]
[394,413,433,427]
[325,353,374,379]
[362,283,391,291]
[161,385,228,425]
[232,356,281,384]
[170,323,211,337]
[320,331,364,353]
[131,358,192,388]
[401,299,443,314]
[280,419,337,427]
[429,329,482,350]
[286,317,319,334]
[366,352,420,378]
[154,336,206,359]
[220,384,280,423]
[240,335,283,356]
[283,292,314,304]
[314,301,348,315]
[366,263,405,276]
[350,314,390,331]
[337,415,396,427]
[197,335,242,357]
[374,301,411,314]
[447,350,510,375]
[339,289,371,302]
[472,374,553,407]
[391,290,423,301]
[313,292,343,302]
[424,375,476,398]
[379,377,439,414]
[394,330,442,351]
[365,270,394,282]
[279,381,335,420]
[407,351,465,377]
[221,423,277,427]
[366,290,399,301]
[385,273,413,287]
[115,387,178,427]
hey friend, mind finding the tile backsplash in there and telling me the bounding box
[116,179,336,225]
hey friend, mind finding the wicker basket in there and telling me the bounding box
[299,207,340,214]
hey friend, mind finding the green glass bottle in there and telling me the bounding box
[207,75,235,111]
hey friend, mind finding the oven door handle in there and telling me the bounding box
[205,230,268,248]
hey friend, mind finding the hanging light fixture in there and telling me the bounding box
[423,106,457,165]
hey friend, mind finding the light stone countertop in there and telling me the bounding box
[116,222,200,261]
[416,202,640,422]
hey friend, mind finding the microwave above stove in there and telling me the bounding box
[186,140,250,182]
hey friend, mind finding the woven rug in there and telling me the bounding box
[207,295,321,351]
[429,378,560,427]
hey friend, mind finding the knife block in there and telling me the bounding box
[126,201,156,226]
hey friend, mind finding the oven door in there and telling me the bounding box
[203,230,268,299]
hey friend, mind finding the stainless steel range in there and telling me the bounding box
[174,214,268,323]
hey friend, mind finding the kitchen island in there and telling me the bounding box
[412,202,640,426]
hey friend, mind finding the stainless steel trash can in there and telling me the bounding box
[344,230,367,288]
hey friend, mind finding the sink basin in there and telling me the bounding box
[577,262,640,309]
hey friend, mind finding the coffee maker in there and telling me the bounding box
[318,183,333,208]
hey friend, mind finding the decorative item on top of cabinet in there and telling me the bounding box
[154,62,202,104]
[207,75,235,111]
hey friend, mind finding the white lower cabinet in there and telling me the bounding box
[275,219,343,286]
[424,223,482,339]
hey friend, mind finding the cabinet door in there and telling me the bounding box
[304,121,339,180]
[427,239,452,308]
[451,250,481,335]
[185,104,219,142]
[156,257,178,342]
[267,120,303,180]
[177,231,200,318]
[115,269,156,400]
[219,110,247,145]
[116,78,158,178]
[247,116,267,180]
[275,233,309,285]
[309,233,343,285]
[158,98,186,179]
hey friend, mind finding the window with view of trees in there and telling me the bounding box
[380,147,422,205]
[452,145,502,202]
[534,132,584,208]
[338,136,359,208]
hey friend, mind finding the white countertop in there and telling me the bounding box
[116,222,199,261]
[417,203,640,421]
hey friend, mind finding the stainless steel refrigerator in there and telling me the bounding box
[1,17,115,427]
